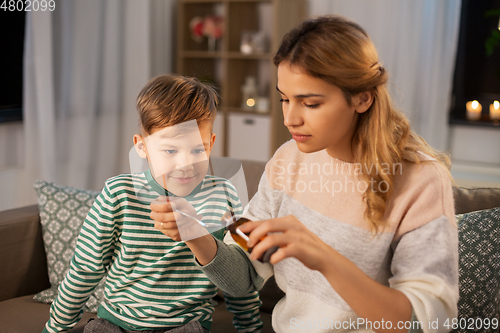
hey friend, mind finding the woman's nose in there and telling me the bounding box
[283,103,303,127]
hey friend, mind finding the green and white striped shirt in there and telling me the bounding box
[43,171,263,332]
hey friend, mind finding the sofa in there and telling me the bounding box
[0,159,499,333]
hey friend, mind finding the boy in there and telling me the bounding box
[43,74,263,332]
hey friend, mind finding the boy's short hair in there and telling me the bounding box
[136,74,218,135]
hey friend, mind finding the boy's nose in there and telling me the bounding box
[176,163,194,172]
[174,153,196,171]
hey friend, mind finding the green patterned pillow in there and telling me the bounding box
[451,207,500,333]
[33,180,106,313]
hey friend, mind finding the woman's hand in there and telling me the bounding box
[150,196,208,242]
[238,215,335,272]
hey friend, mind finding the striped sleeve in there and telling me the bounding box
[43,180,119,333]
[218,177,243,216]
[223,291,263,332]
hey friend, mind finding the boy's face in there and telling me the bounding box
[134,121,216,197]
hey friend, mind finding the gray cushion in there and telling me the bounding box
[33,180,105,313]
[451,207,500,333]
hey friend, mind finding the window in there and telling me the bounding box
[449,0,500,127]
[0,10,25,123]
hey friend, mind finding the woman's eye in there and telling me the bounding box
[279,98,289,103]
[163,150,177,154]
[305,103,320,109]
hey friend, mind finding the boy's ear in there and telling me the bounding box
[353,91,374,114]
[133,134,148,159]
[207,133,216,155]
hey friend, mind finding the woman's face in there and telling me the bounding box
[277,62,361,162]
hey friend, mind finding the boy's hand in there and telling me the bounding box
[150,196,209,242]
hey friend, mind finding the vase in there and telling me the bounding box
[208,37,216,52]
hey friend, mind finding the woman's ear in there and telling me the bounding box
[133,134,148,159]
[353,91,374,114]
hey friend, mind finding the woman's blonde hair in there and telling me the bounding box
[274,15,452,232]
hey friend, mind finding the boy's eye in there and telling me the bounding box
[192,149,206,154]
[163,150,177,154]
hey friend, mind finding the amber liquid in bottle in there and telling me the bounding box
[223,211,278,263]
[226,217,252,251]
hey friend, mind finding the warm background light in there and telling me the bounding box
[490,100,500,120]
[466,100,482,120]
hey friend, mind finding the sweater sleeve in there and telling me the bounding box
[218,181,264,332]
[198,171,277,297]
[43,181,119,333]
[388,162,459,333]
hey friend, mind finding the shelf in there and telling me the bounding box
[182,0,220,2]
[221,107,270,115]
[182,51,224,58]
[180,51,273,59]
[226,0,272,2]
[449,116,500,129]
[227,52,272,59]
[178,0,306,158]
[182,0,271,2]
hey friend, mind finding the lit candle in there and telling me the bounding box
[246,98,256,108]
[466,100,482,120]
[490,100,500,120]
